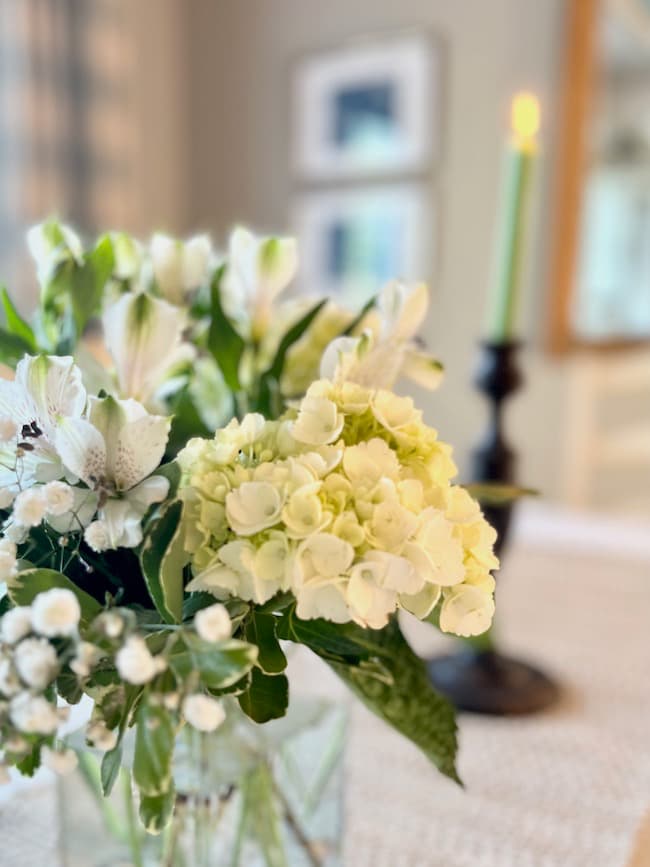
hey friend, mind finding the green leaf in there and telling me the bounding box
[327,619,460,783]
[169,635,258,690]
[139,788,175,834]
[100,744,123,797]
[276,607,377,663]
[140,501,187,624]
[152,460,182,499]
[133,702,175,798]
[263,299,327,382]
[57,669,83,705]
[167,389,212,457]
[340,294,376,336]
[208,267,245,391]
[69,235,115,333]
[238,668,289,723]
[463,482,538,505]
[245,611,287,675]
[0,327,33,366]
[1,288,37,351]
[16,743,41,777]
[7,568,102,626]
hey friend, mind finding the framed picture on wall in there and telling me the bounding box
[292,34,439,180]
[291,183,434,306]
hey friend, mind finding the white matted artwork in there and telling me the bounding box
[292,35,439,180]
[292,184,433,306]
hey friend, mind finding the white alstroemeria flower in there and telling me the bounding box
[223,227,298,340]
[110,232,143,281]
[103,291,188,407]
[320,281,443,391]
[150,232,211,305]
[55,396,170,550]
[0,355,87,489]
[26,220,83,289]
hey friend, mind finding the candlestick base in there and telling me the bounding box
[427,648,560,716]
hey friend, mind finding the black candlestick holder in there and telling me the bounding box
[427,341,560,715]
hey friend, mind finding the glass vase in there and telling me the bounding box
[58,698,346,867]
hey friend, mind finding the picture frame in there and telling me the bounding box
[291,183,434,305]
[292,34,439,181]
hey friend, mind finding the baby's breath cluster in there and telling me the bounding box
[179,379,498,636]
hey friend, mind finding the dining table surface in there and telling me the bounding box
[1,501,649,867]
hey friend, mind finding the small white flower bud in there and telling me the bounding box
[0,607,32,645]
[41,746,78,776]
[31,588,81,638]
[12,488,47,528]
[13,637,59,689]
[43,481,74,517]
[0,488,16,509]
[70,642,101,677]
[182,694,226,732]
[115,636,159,685]
[0,657,21,697]
[9,693,59,734]
[195,604,232,643]
[86,720,118,751]
[84,520,110,553]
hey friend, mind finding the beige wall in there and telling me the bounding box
[182,0,570,499]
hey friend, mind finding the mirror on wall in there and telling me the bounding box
[550,0,650,350]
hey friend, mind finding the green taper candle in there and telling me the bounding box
[486,93,540,343]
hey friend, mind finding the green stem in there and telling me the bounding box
[122,770,144,867]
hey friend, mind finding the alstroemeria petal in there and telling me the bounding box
[54,418,106,487]
[401,349,444,390]
[114,411,170,491]
[379,281,429,340]
[102,292,185,405]
[15,356,87,439]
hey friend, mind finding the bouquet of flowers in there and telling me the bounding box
[0,221,498,834]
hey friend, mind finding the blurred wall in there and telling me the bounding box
[182,0,569,497]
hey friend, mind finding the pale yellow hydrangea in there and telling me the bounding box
[178,379,498,636]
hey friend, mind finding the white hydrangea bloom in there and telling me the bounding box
[43,481,74,517]
[12,488,47,528]
[439,585,496,637]
[0,487,16,509]
[225,482,283,536]
[0,606,32,644]
[115,636,162,685]
[182,694,226,732]
[31,588,81,638]
[9,693,60,734]
[41,746,78,776]
[13,637,59,689]
[194,604,231,643]
[291,394,344,446]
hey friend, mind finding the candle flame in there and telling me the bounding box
[511,92,540,141]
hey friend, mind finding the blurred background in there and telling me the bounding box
[0,0,649,516]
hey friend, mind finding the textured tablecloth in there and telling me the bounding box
[1,504,649,867]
